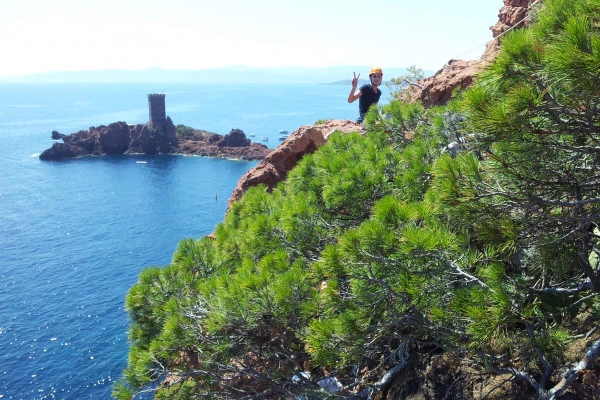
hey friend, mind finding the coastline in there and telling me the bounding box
[39,120,270,161]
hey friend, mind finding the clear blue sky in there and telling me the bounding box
[0,0,502,77]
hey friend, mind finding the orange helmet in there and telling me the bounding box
[369,67,383,76]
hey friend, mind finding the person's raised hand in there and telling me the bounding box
[352,72,360,87]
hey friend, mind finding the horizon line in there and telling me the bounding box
[0,64,430,80]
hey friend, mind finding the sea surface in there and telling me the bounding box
[0,82,374,399]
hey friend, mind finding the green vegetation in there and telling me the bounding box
[115,0,600,398]
[175,124,194,138]
[385,64,425,99]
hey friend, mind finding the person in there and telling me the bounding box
[348,67,383,123]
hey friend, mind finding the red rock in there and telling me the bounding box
[128,117,178,154]
[176,128,269,160]
[98,122,131,154]
[217,129,250,147]
[227,120,363,209]
[39,123,268,161]
[401,59,482,108]
[401,0,538,107]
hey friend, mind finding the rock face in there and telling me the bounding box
[227,119,363,209]
[177,128,269,160]
[41,121,140,160]
[128,117,178,154]
[218,129,250,147]
[40,119,178,160]
[400,0,539,107]
[39,121,269,161]
[492,0,537,38]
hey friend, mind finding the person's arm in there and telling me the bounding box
[348,72,362,103]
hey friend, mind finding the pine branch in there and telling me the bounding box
[530,279,592,295]
[525,322,552,388]
[427,253,495,293]
[355,265,463,338]
[544,337,600,399]
[353,359,410,398]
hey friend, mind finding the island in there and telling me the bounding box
[39,94,269,161]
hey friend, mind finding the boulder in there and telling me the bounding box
[51,130,65,140]
[401,59,483,107]
[98,122,131,154]
[218,129,250,147]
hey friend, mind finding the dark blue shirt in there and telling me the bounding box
[358,84,382,121]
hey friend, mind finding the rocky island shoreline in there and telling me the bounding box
[39,94,270,161]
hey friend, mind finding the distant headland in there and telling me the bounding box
[39,94,269,161]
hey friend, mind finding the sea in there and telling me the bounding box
[0,81,377,399]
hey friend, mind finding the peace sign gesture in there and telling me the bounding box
[352,72,360,88]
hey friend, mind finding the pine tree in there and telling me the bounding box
[115,1,600,398]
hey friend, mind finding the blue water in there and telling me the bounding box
[0,82,368,399]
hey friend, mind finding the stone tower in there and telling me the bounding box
[147,93,166,127]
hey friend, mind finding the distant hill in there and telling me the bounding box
[0,66,433,84]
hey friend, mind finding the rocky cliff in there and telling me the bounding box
[400,0,539,107]
[39,119,269,161]
[227,119,364,209]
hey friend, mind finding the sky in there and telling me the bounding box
[0,0,502,77]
